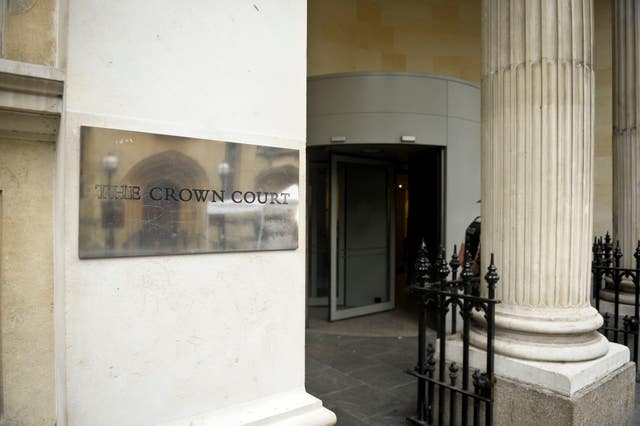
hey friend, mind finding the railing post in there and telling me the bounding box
[614,241,623,342]
[450,246,461,334]
[413,240,430,422]
[436,247,449,426]
[461,251,473,426]
[472,370,481,426]
[449,362,458,426]
[427,344,436,425]
[631,318,639,367]
[634,241,640,366]
[484,254,499,426]
[593,238,603,311]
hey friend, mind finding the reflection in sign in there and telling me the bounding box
[79,126,299,258]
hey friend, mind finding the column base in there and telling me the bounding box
[598,298,638,318]
[157,389,336,426]
[600,289,637,306]
[603,276,636,292]
[600,276,637,306]
[469,327,610,362]
[469,305,609,361]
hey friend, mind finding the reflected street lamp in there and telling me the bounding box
[102,152,119,176]
[218,162,231,249]
[102,152,119,250]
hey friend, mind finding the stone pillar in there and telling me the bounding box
[473,0,608,362]
[612,0,640,269]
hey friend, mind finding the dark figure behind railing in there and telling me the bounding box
[592,234,640,369]
[406,240,500,426]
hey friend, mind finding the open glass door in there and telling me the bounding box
[330,155,395,321]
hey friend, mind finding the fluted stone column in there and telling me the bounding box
[472,0,608,362]
[612,0,640,269]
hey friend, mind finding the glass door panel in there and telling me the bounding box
[330,156,395,321]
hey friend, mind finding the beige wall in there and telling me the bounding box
[5,0,58,66]
[308,0,481,82]
[0,138,55,426]
[308,0,613,235]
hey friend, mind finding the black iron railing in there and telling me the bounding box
[592,234,640,367]
[407,241,500,426]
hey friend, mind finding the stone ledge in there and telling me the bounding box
[0,58,64,82]
[0,59,64,116]
[444,336,629,396]
[157,388,336,426]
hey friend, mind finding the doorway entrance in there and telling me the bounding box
[307,144,442,321]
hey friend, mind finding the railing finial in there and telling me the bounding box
[614,240,623,267]
[484,253,500,299]
[414,238,431,285]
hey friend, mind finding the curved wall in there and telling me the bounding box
[307,72,480,254]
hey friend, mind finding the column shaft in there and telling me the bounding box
[613,0,640,268]
[475,0,606,362]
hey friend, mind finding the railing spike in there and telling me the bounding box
[437,246,450,284]
[461,249,474,291]
[485,253,500,299]
[614,240,623,267]
[449,245,461,282]
[414,238,431,285]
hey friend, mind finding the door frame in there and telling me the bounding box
[330,154,396,321]
[307,162,331,306]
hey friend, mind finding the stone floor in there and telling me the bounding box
[306,332,418,425]
[305,307,640,425]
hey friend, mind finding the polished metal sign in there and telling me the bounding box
[79,126,299,258]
